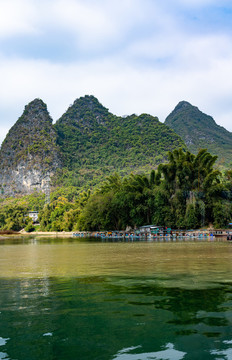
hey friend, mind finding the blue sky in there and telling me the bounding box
[0,0,232,145]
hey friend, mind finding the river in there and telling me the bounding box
[0,237,231,359]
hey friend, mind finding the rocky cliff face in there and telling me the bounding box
[0,99,62,196]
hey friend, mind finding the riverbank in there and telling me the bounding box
[32,231,73,237]
[0,230,19,235]
[0,230,74,238]
[0,228,231,240]
[20,231,73,237]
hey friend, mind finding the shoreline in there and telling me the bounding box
[0,231,74,238]
[0,228,231,240]
[31,231,73,237]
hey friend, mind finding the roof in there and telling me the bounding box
[140,225,158,228]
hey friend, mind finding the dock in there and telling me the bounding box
[72,229,229,240]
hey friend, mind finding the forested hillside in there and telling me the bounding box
[55,95,185,187]
[165,101,232,167]
[1,95,231,198]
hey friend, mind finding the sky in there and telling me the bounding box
[0,0,232,145]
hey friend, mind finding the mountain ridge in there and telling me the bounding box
[0,95,231,197]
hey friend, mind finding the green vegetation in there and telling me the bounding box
[1,96,231,198]
[165,101,232,167]
[0,99,61,170]
[0,192,44,231]
[1,149,231,232]
[76,149,232,230]
[54,95,185,187]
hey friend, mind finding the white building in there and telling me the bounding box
[28,211,39,223]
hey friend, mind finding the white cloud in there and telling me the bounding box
[0,39,232,145]
[179,34,232,68]
[50,0,151,50]
[53,0,116,41]
[0,0,39,37]
[0,0,232,146]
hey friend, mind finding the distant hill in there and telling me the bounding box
[0,99,61,196]
[55,95,186,187]
[165,101,232,167]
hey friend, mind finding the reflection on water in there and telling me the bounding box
[113,343,186,360]
[0,238,231,359]
[0,337,9,360]
[0,237,231,286]
[211,340,232,359]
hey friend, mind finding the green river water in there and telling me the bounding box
[0,237,231,360]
